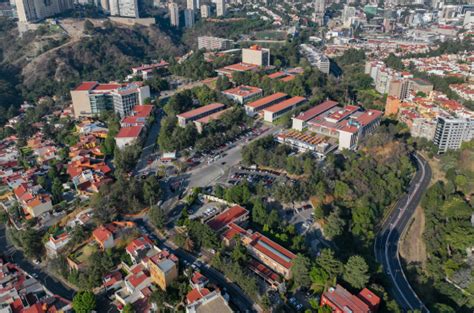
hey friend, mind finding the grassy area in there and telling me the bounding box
[254,30,287,41]
[70,242,97,264]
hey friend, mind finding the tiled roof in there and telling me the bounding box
[263,96,306,114]
[207,205,248,232]
[177,103,225,120]
[246,93,288,109]
[115,126,143,138]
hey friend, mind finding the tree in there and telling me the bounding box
[292,254,311,288]
[343,255,370,289]
[83,20,95,34]
[72,291,96,313]
[385,53,404,70]
[51,178,63,204]
[316,249,343,280]
[122,303,135,313]
[143,175,162,206]
[149,205,166,229]
[324,208,345,239]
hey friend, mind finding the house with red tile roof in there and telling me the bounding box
[114,263,153,307]
[125,236,158,264]
[115,126,144,150]
[93,221,135,250]
[190,271,209,289]
[185,289,233,313]
[321,285,380,313]
[13,183,53,218]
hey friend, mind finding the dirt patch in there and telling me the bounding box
[421,153,446,186]
[400,205,427,267]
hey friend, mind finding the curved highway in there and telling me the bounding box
[374,153,431,313]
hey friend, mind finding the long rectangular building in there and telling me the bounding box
[244,92,288,117]
[177,103,225,127]
[263,96,307,123]
[292,100,338,131]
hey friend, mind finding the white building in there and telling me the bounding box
[186,0,195,10]
[300,44,330,74]
[169,2,179,27]
[342,5,356,28]
[433,116,474,153]
[242,46,270,67]
[216,0,225,17]
[109,0,139,17]
[200,4,210,18]
[198,36,233,51]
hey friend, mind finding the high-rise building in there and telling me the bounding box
[314,0,325,14]
[198,36,233,51]
[433,116,474,153]
[168,2,179,27]
[109,0,139,18]
[186,0,195,10]
[71,82,150,118]
[200,4,210,18]
[216,0,225,17]
[16,0,73,22]
[184,8,194,28]
[242,45,271,67]
[342,4,356,27]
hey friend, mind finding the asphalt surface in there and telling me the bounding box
[374,153,432,313]
[134,110,164,175]
[0,225,75,299]
[133,219,258,312]
[0,226,116,312]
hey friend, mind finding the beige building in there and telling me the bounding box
[388,78,433,100]
[169,2,179,27]
[242,45,270,67]
[200,4,210,18]
[198,36,233,51]
[149,254,178,290]
[216,0,225,16]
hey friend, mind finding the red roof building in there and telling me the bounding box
[222,85,263,104]
[206,205,249,232]
[321,285,380,313]
[243,231,296,279]
[186,288,211,304]
[177,103,226,127]
[244,92,288,116]
[263,96,307,123]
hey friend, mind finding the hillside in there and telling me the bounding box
[0,18,184,106]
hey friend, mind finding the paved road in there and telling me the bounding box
[374,153,432,313]
[186,126,280,189]
[0,226,75,299]
[133,219,258,312]
[0,226,116,312]
[134,110,164,175]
